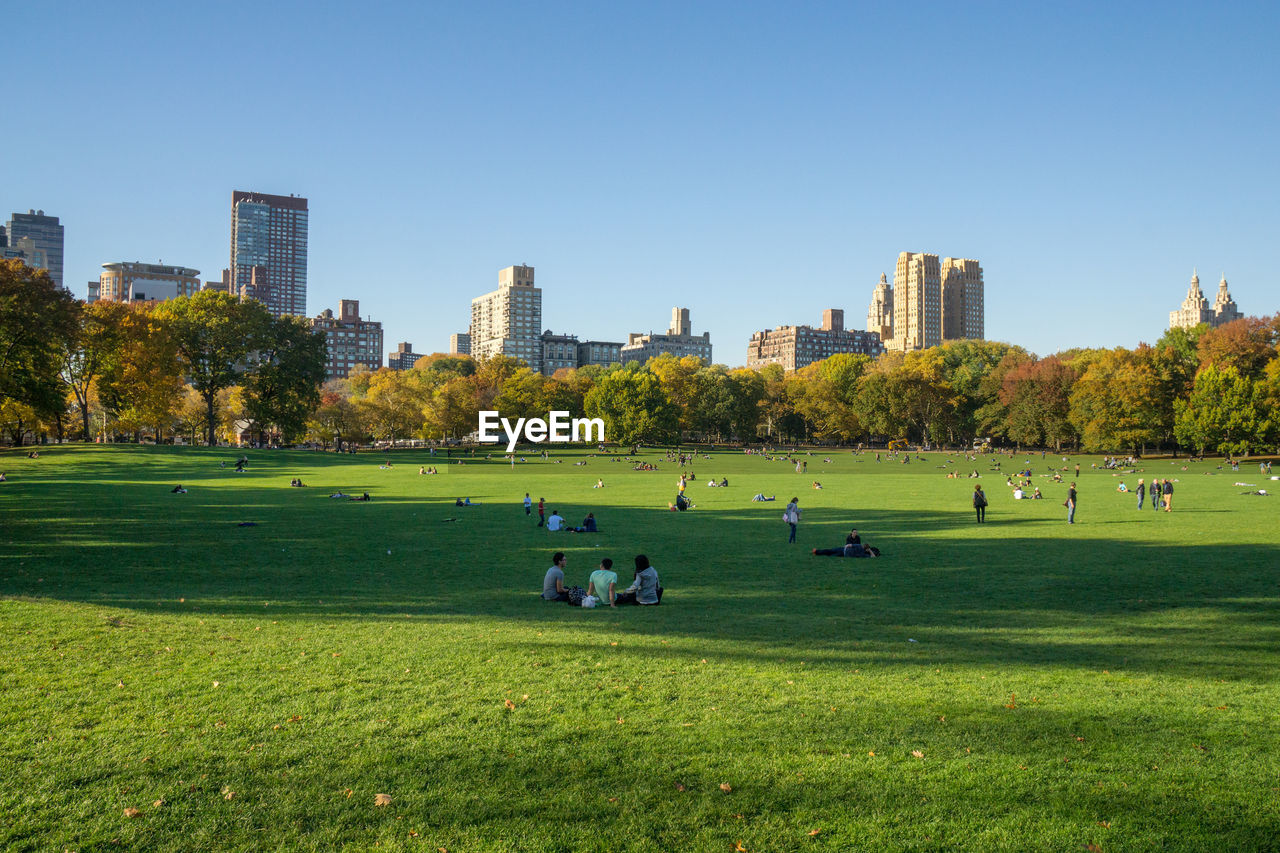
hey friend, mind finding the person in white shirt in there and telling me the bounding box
[546,511,564,531]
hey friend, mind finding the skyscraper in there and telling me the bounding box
[5,209,64,289]
[310,299,384,379]
[890,252,941,351]
[940,257,984,340]
[229,191,308,317]
[469,265,542,370]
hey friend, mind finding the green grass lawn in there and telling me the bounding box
[2,444,1278,852]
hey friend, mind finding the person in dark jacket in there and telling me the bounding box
[1162,478,1174,511]
[1151,479,1162,512]
[1136,478,1146,510]
[973,485,988,523]
[1066,482,1077,524]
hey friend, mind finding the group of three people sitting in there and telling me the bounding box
[542,552,662,606]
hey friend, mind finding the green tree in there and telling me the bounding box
[155,291,272,445]
[0,260,79,438]
[1173,364,1266,456]
[244,316,328,444]
[584,370,679,445]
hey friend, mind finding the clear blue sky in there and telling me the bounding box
[7,0,1277,363]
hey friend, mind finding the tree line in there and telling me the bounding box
[4,258,1278,454]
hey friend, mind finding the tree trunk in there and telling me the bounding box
[80,397,92,442]
[205,391,218,447]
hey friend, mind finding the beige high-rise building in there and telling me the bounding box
[866,272,893,341]
[940,257,984,340]
[469,264,542,371]
[889,252,941,351]
[1169,269,1243,330]
[1211,275,1242,325]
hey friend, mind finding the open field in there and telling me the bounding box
[2,444,1278,851]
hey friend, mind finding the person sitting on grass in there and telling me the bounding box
[581,512,597,533]
[546,510,564,531]
[351,492,372,501]
[614,554,663,605]
[586,559,618,607]
[0,473,6,481]
[290,478,306,487]
[669,493,693,511]
[751,493,776,502]
[595,478,604,488]
[720,477,728,487]
[542,551,570,602]
[812,481,823,490]
[170,484,187,494]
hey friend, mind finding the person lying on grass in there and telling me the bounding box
[812,534,879,557]
[586,559,618,607]
[613,554,663,605]
[751,493,776,501]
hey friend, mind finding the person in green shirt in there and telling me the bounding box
[587,559,619,607]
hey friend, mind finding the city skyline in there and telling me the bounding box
[5,2,1277,364]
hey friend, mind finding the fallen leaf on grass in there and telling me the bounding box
[1194,744,1208,752]
[212,681,220,689]
[375,793,392,806]
[221,787,235,800]
[868,751,876,757]
[409,830,419,837]
[152,799,164,809]
[808,829,822,836]
[616,717,625,724]
[1005,693,1017,709]
[735,842,747,852]
[608,797,618,803]
[288,715,301,722]
[521,694,529,701]
[911,750,924,759]
[1085,844,1103,852]
[504,699,516,710]
[123,807,141,818]
[675,783,686,792]
[720,783,732,793]
[1097,821,1111,828]
[344,789,353,798]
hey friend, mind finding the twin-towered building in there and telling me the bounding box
[868,251,985,352]
[1168,270,1242,330]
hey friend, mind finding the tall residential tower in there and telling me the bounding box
[469,265,543,371]
[5,209,64,289]
[229,191,308,317]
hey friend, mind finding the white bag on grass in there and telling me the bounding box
[581,595,599,609]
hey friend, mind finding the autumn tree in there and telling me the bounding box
[0,260,79,441]
[1068,347,1162,453]
[60,300,127,441]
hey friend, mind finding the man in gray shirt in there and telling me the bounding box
[542,552,569,601]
